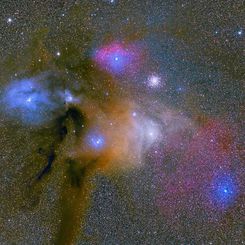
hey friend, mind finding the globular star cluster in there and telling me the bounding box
[0,1,244,245]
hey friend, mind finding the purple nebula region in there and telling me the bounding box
[93,41,141,75]
[152,120,242,225]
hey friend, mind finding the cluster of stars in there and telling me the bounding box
[147,74,161,88]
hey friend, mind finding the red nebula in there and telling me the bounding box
[153,119,242,228]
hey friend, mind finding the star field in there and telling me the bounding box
[0,1,244,244]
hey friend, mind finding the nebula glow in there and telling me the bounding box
[0,1,243,244]
[93,42,141,75]
[61,89,81,105]
[3,78,51,124]
[2,75,66,125]
[86,131,106,151]
[153,120,242,227]
[209,171,239,210]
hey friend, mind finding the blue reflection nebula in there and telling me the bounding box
[106,50,132,74]
[94,43,134,75]
[86,131,105,151]
[210,172,239,209]
[3,77,60,125]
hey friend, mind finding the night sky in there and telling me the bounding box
[0,1,244,244]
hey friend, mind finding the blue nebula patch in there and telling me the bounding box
[105,50,131,73]
[86,131,105,151]
[209,172,239,209]
[2,77,61,125]
[94,42,135,75]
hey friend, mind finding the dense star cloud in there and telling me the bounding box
[0,1,244,244]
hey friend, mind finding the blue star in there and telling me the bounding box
[86,131,105,151]
[94,42,135,75]
[210,172,239,209]
[176,86,184,93]
[237,29,243,36]
[105,49,131,73]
